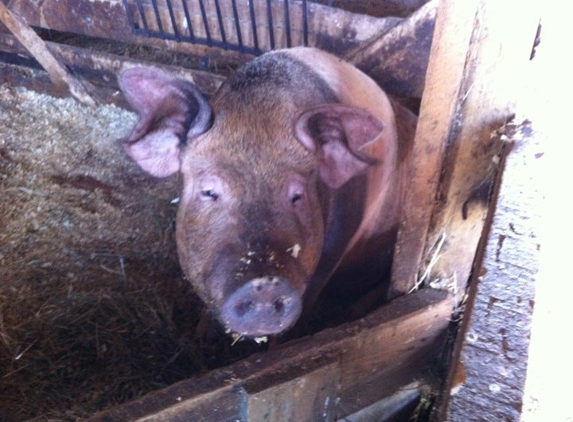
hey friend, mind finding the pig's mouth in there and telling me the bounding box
[220,275,302,337]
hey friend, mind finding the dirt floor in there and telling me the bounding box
[0,84,266,421]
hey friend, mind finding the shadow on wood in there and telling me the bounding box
[88,289,453,421]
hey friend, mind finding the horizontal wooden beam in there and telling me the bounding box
[348,0,438,98]
[88,288,453,421]
[0,32,225,107]
[2,0,435,98]
[0,2,96,106]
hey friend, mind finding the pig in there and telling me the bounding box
[119,47,416,338]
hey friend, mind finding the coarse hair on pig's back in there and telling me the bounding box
[226,52,339,105]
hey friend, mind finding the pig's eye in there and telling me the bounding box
[288,180,306,207]
[200,188,219,201]
[291,192,303,206]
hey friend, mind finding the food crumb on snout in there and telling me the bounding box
[286,243,301,258]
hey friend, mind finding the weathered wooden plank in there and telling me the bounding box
[431,121,541,421]
[0,32,225,106]
[347,0,437,98]
[2,0,435,98]
[5,0,394,59]
[419,1,540,301]
[5,0,248,65]
[120,0,403,57]
[325,0,430,18]
[89,378,246,421]
[337,288,451,413]
[245,363,339,421]
[388,0,539,300]
[342,380,423,422]
[88,289,453,421]
[0,2,96,106]
[388,0,481,298]
[305,2,401,58]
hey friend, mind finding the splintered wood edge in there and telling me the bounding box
[0,32,225,106]
[388,0,482,298]
[389,0,538,303]
[88,288,454,421]
[0,2,96,107]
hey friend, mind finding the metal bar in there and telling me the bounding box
[150,0,165,33]
[231,0,243,51]
[125,0,150,33]
[248,0,259,53]
[214,0,227,44]
[180,0,195,41]
[302,0,308,46]
[137,0,151,32]
[197,0,212,45]
[122,0,136,31]
[165,0,180,39]
[266,0,275,50]
[122,0,314,55]
[284,0,291,48]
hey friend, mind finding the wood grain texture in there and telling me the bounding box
[389,0,539,302]
[89,289,453,421]
[0,31,225,106]
[389,0,480,298]
[433,121,541,421]
[2,0,435,98]
[0,2,96,106]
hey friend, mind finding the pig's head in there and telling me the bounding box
[119,66,384,337]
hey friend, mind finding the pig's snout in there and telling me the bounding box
[221,276,302,337]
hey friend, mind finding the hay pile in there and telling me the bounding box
[0,84,263,421]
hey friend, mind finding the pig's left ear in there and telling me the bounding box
[119,67,212,177]
[295,104,384,188]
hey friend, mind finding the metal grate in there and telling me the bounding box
[122,0,314,55]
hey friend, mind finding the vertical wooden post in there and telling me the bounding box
[389,0,539,301]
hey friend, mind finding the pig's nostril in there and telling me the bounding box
[273,297,285,314]
[234,300,255,317]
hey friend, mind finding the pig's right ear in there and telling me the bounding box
[119,67,212,177]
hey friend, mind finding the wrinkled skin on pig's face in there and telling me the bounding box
[175,120,325,336]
